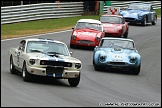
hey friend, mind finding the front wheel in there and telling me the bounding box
[131,64,141,75]
[142,16,147,26]
[123,31,128,38]
[22,62,31,82]
[70,44,75,48]
[68,74,80,87]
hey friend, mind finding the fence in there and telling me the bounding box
[1,1,161,24]
[1,2,84,24]
[104,1,161,13]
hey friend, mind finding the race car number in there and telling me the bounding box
[112,54,123,59]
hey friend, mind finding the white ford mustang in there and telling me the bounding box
[9,38,82,87]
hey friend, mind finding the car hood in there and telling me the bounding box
[101,47,135,55]
[27,53,81,63]
[120,9,146,18]
[102,23,122,32]
[74,28,101,40]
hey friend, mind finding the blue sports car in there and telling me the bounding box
[120,3,157,26]
[93,37,141,75]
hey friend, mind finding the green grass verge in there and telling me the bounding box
[155,8,161,18]
[1,8,161,40]
[1,15,100,40]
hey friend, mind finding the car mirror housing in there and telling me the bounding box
[70,52,72,55]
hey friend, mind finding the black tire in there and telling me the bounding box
[68,73,80,87]
[123,31,128,38]
[10,56,17,74]
[131,64,141,75]
[152,16,157,25]
[22,62,31,82]
[94,63,103,71]
[70,44,75,48]
[141,16,147,26]
[119,31,123,38]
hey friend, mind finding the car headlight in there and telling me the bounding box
[138,14,142,19]
[99,55,106,62]
[75,63,81,69]
[96,37,100,42]
[29,59,35,65]
[130,56,136,63]
[71,35,76,40]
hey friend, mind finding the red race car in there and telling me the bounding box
[70,19,105,48]
[100,14,129,38]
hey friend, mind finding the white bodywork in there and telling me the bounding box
[9,38,82,79]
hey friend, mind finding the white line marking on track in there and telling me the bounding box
[1,30,71,42]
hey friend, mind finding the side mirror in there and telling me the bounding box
[70,52,72,55]
[72,27,74,29]
[18,46,22,50]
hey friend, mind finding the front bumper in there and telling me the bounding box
[104,32,121,37]
[26,66,80,79]
[124,17,143,24]
[71,40,99,47]
[95,61,138,69]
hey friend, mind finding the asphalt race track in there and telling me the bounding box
[1,19,161,107]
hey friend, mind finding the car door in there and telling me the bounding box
[17,40,26,69]
[148,5,154,22]
[122,17,127,34]
[150,5,156,22]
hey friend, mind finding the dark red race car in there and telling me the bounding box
[70,19,105,48]
[100,14,129,38]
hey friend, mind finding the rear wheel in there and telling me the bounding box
[68,74,80,87]
[10,56,17,74]
[152,16,157,25]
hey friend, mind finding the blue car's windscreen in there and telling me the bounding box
[128,4,150,11]
[100,39,135,49]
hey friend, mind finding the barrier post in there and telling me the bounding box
[99,1,104,15]
[105,1,111,6]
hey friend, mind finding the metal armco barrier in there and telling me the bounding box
[104,1,161,13]
[1,1,161,24]
[1,2,84,24]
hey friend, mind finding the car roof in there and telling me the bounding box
[77,19,101,24]
[101,37,134,42]
[101,14,123,18]
[130,3,152,6]
[23,38,65,44]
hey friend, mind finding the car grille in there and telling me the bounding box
[76,40,95,44]
[125,18,135,21]
[105,33,119,37]
[40,60,72,67]
[107,62,127,66]
[46,66,63,75]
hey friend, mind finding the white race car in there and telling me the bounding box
[9,38,82,87]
